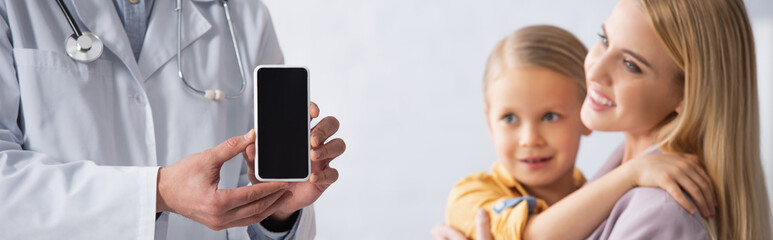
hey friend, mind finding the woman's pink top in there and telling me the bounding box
[586,144,708,239]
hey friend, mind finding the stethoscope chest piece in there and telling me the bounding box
[65,32,103,63]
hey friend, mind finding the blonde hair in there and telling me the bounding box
[483,25,588,103]
[642,0,771,239]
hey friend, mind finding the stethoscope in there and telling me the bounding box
[54,0,247,100]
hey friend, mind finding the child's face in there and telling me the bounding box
[486,67,589,188]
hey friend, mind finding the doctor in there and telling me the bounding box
[0,0,345,239]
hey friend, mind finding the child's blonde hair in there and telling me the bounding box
[483,25,588,103]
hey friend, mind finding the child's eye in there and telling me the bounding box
[623,59,642,73]
[597,33,609,47]
[543,112,561,122]
[503,114,518,124]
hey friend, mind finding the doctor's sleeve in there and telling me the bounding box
[238,159,316,240]
[0,10,158,240]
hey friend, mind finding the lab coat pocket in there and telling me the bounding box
[13,48,117,162]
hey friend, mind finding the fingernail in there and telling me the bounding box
[243,129,254,140]
[311,135,320,146]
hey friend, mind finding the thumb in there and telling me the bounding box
[205,129,255,166]
[475,208,493,240]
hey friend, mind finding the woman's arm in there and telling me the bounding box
[522,162,636,239]
[523,153,715,240]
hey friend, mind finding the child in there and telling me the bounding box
[445,25,590,239]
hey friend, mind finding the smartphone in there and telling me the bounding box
[253,65,310,182]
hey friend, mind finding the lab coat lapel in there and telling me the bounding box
[137,0,213,83]
[69,0,143,82]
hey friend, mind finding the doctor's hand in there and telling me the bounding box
[156,130,293,231]
[243,102,345,222]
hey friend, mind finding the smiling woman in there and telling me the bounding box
[584,0,771,238]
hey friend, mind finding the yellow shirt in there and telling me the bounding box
[445,162,586,240]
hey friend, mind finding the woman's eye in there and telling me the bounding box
[598,33,609,46]
[503,114,518,124]
[543,112,560,122]
[623,59,642,73]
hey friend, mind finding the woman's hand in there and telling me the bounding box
[474,209,493,240]
[430,223,466,240]
[430,209,492,240]
[625,153,717,218]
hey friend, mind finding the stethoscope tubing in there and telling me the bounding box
[177,0,247,100]
[54,0,247,100]
[55,0,82,37]
[222,0,248,99]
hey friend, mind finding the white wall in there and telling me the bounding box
[755,19,773,228]
[260,1,773,239]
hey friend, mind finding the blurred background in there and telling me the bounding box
[260,0,773,239]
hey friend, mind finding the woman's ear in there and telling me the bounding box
[675,99,685,114]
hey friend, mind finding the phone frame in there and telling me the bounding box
[253,65,311,182]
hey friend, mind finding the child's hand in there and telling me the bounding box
[624,153,717,218]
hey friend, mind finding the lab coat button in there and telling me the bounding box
[133,95,144,105]
[128,0,139,4]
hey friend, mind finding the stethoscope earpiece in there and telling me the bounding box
[64,32,103,63]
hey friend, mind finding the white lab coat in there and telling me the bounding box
[0,0,314,239]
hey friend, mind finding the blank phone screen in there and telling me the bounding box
[256,67,309,180]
